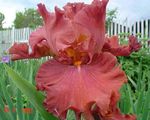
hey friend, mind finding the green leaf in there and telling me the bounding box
[141,89,150,120]
[4,64,58,120]
[126,84,135,113]
[0,75,16,120]
[16,90,23,120]
[66,110,76,120]
[0,95,10,120]
[135,89,144,115]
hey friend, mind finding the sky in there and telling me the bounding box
[0,0,150,27]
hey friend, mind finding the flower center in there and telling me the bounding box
[56,47,90,66]
[67,47,89,66]
[56,34,90,66]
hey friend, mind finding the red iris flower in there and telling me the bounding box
[9,0,141,119]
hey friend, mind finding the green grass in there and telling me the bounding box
[118,49,150,120]
[0,60,44,120]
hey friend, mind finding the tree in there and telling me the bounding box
[0,12,5,30]
[14,8,43,29]
[106,8,117,31]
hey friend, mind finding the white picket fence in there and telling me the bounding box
[0,19,150,54]
[0,28,33,54]
[0,27,33,43]
[108,19,150,38]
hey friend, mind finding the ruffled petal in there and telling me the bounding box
[107,110,136,120]
[100,106,136,120]
[73,0,108,52]
[9,43,29,60]
[63,2,86,19]
[9,42,51,60]
[36,52,127,119]
[38,4,77,54]
[37,3,53,23]
[101,92,136,120]
[90,92,136,120]
[129,35,141,52]
[29,27,46,54]
[37,0,108,59]
[9,25,53,60]
[102,35,141,56]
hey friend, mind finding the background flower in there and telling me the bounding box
[0,55,10,63]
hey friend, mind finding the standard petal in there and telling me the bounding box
[102,35,141,56]
[29,27,46,54]
[37,3,53,23]
[36,52,127,119]
[37,0,108,58]
[73,0,108,52]
[38,4,76,54]
[63,2,86,19]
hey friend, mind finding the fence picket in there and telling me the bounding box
[133,22,136,35]
[141,20,144,38]
[145,20,148,38]
[111,22,113,36]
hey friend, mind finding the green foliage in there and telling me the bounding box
[118,43,150,120]
[0,12,5,30]
[106,8,117,30]
[13,8,43,29]
[0,60,57,120]
[4,64,58,120]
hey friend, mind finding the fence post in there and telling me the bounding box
[118,22,120,35]
[145,19,148,38]
[110,22,113,36]
[141,19,144,38]
[137,21,140,38]
[133,22,136,35]
[114,22,117,35]
[11,27,15,45]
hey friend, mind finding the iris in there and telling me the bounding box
[0,55,10,63]
[9,0,141,119]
